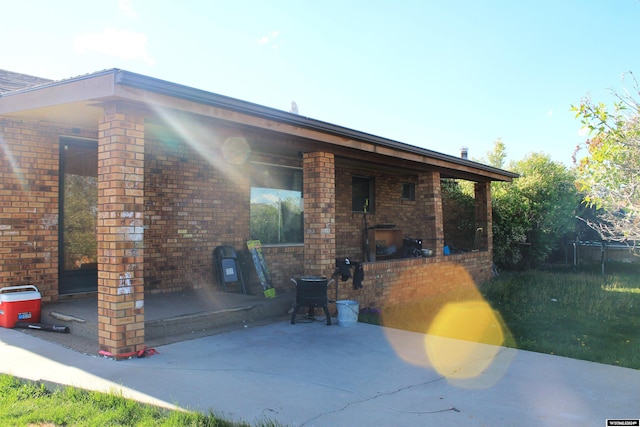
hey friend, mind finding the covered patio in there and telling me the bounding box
[0,69,517,358]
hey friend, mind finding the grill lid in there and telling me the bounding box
[298,276,327,283]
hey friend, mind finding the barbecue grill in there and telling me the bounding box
[290,276,334,325]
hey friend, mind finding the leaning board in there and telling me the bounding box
[246,240,276,298]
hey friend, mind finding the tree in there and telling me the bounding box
[572,72,640,244]
[486,138,507,169]
[456,142,579,269]
[492,153,579,269]
[63,174,97,270]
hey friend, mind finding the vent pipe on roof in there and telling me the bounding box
[460,146,468,159]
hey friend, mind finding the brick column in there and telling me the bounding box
[417,171,444,256]
[97,103,145,358]
[303,152,336,277]
[474,181,492,253]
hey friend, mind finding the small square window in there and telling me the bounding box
[401,183,415,201]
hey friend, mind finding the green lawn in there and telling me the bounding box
[0,374,280,427]
[479,264,640,369]
[361,262,640,370]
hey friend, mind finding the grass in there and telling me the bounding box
[480,263,640,369]
[359,261,640,369]
[0,374,281,427]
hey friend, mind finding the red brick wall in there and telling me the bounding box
[0,117,96,301]
[335,165,440,262]
[144,134,251,293]
[336,252,493,310]
[303,152,336,276]
[144,133,307,295]
[96,108,146,356]
[258,245,304,290]
[1,116,495,307]
[330,164,496,312]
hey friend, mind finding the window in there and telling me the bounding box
[61,141,98,272]
[250,163,303,244]
[352,176,374,213]
[59,138,98,294]
[401,183,416,201]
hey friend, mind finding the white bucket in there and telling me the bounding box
[336,300,359,327]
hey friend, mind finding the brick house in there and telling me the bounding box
[0,69,517,357]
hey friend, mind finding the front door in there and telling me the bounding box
[59,138,98,294]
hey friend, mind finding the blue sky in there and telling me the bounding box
[2,0,640,167]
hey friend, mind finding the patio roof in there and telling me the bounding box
[0,68,518,182]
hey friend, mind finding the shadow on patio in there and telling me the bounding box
[19,289,296,355]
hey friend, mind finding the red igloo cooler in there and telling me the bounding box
[0,285,41,328]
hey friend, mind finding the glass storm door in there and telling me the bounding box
[59,139,98,294]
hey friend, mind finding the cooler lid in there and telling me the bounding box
[0,291,41,302]
[0,285,41,302]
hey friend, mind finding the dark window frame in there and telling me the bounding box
[352,176,374,213]
[401,182,416,201]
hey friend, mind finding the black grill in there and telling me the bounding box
[290,276,333,325]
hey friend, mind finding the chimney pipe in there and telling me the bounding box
[460,146,468,159]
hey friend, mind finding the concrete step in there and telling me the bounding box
[23,289,296,354]
[145,293,295,346]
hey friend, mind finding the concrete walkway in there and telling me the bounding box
[1,320,639,427]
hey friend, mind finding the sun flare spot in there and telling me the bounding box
[425,300,506,381]
[381,262,514,388]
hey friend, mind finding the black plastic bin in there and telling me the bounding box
[213,246,246,294]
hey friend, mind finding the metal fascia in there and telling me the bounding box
[114,70,518,180]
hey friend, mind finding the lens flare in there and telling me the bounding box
[222,137,251,165]
[148,105,249,185]
[0,135,28,191]
[425,300,509,384]
[381,262,514,388]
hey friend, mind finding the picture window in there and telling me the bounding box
[250,163,303,244]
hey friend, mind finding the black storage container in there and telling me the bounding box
[213,246,246,294]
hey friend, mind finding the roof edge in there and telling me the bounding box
[114,70,518,180]
[0,69,120,98]
[1,68,518,180]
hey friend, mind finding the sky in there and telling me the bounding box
[2,0,640,167]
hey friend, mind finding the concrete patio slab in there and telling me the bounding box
[1,319,639,426]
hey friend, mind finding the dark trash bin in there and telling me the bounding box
[213,246,246,294]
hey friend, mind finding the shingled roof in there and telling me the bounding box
[0,69,53,94]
